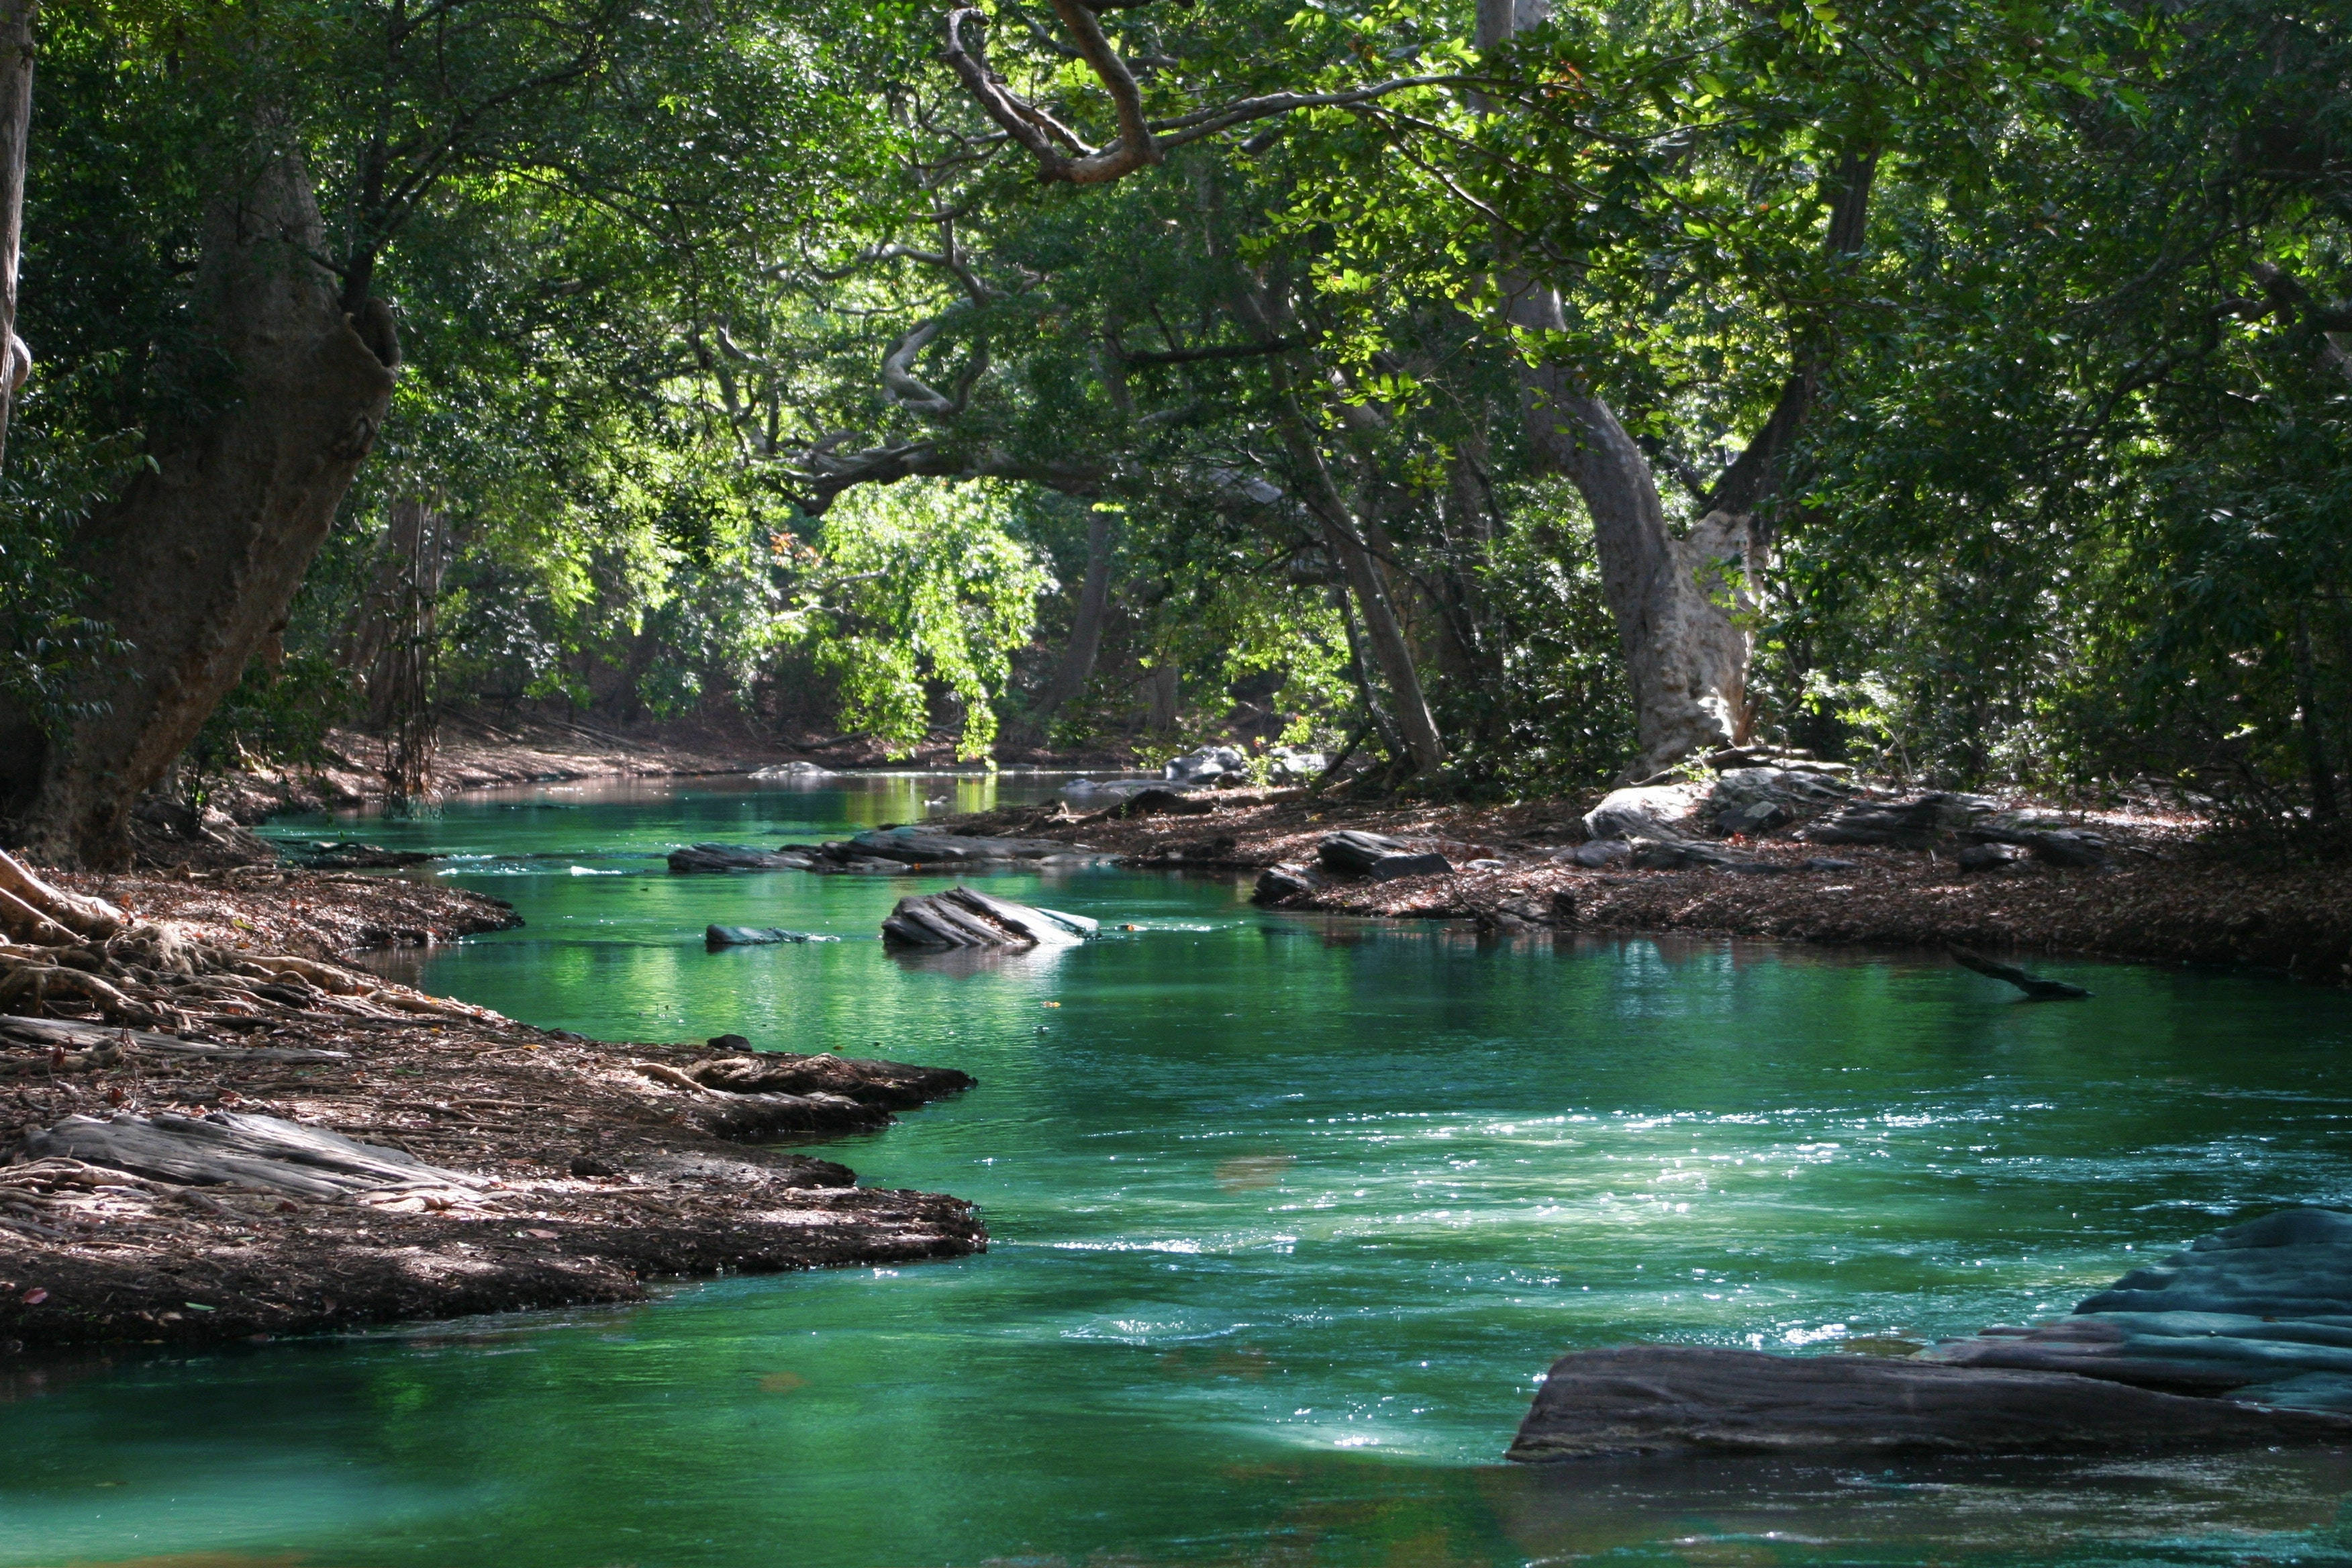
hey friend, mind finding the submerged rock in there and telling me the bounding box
[881,885,1099,949]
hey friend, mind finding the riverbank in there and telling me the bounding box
[950,787,2352,985]
[0,865,983,1348]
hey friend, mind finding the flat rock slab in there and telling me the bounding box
[1508,1344,2352,1461]
[1930,1209,2352,1407]
[1318,831,1415,875]
[668,844,816,873]
[850,828,1094,865]
[881,886,1099,949]
[704,925,837,947]
[23,1111,481,1201]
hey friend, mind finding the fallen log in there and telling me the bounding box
[21,1110,482,1200]
[1951,946,2091,1000]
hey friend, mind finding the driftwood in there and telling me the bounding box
[681,1052,975,1110]
[0,846,496,1039]
[881,886,1098,949]
[1951,947,2091,1000]
[22,1110,481,1200]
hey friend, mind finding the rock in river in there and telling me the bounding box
[668,843,816,873]
[1511,1206,2352,1460]
[881,885,1099,949]
[705,925,838,948]
[1508,1344,2352,1461]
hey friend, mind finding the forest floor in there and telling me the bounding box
[0,868,983,1349]
[950,789,2352,986]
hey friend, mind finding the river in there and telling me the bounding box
[5,773,2352,1567]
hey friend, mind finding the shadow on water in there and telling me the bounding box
[5,775,2352,1567]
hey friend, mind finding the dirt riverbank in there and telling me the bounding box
[0,868,983,1349]
[951,788,2352,985]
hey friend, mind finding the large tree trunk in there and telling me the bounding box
[0,0,35,466]
[0,147,398,866]
[1031,507,1116,726]
[1478,0,1759,777]
[1507,287,1759,775]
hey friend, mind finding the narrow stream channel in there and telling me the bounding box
[5,774,2352,1567]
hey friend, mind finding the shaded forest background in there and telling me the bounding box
[2,0,2347,860]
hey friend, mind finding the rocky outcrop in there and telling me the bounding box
[1165,745,1248,785]
[880,885,1099,949]
[1512,1208,2352,1461]
[1583,783,1708,841]
[844,827,1096,866]
[1508,1344,2352,1461]
[1316,831,1454,881]
[667,843,817,873]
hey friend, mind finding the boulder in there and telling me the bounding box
[667,843,815,873]
[1317,830,1413,874]
[880,885,1099,949]
[1165,745,1248,785]
[1252,864,1317,904]
[847,828,1091,865]
[1957,840,2028,873]
[1704,767,1857,838]
[1583,782,1707,841]
[1553,840,1632,869]
[1266,746,1328,784]
[1507,1344,2352,1461]
[704,925,838,948]
[1800,792,2000,847]
[749,761,836,780]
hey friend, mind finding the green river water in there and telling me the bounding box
[6,773,2352,1567]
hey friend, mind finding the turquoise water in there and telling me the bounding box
[6,775,2352,1566]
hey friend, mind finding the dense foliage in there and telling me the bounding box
[9,0,2349,825]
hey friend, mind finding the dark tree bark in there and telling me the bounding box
[0,0,35,467]
[1143,660,1179,732]
[0,148,398,866]
[1031,506,1118,726]
[2292,606,2339,823]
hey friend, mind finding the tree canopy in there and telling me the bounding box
[4,0,2348,854]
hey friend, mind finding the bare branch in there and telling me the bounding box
[882,319,965,418]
